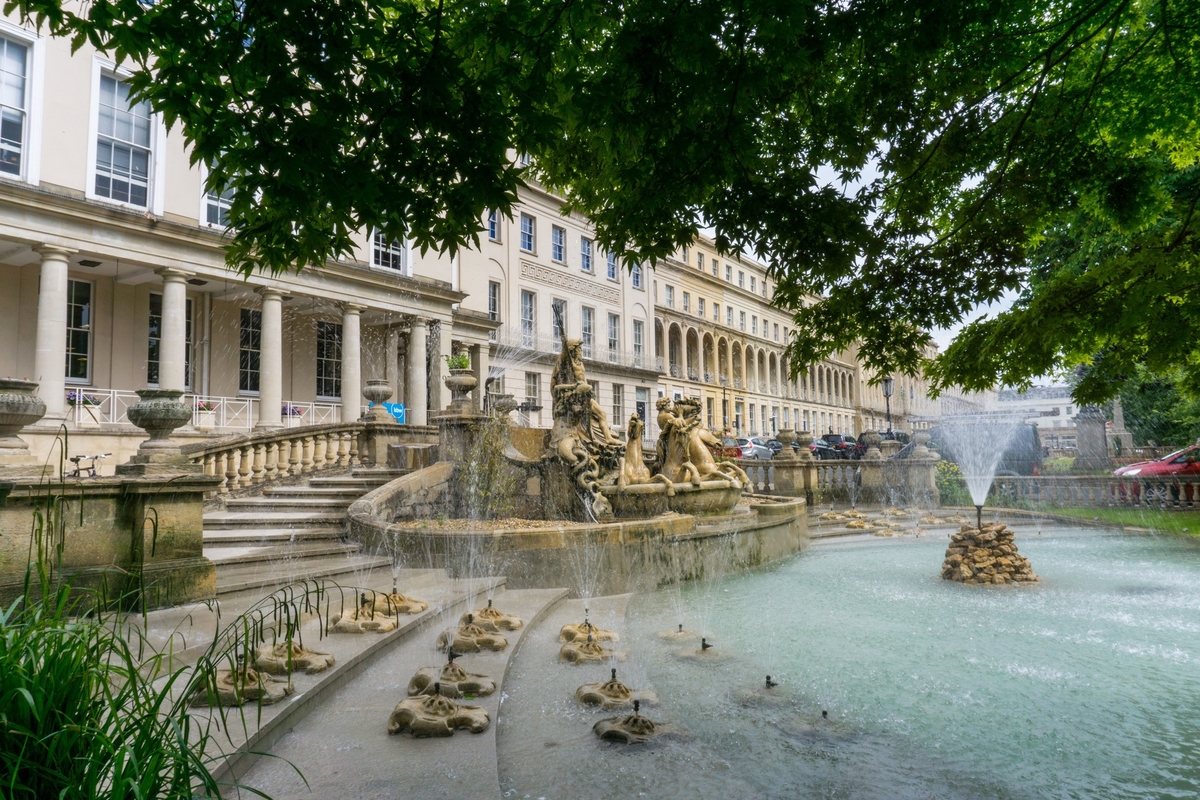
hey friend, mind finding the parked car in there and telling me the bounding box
[763,438,785,456]
[726,437,773,460]
[750,437,779,457]
[809,437,841,460]
[713,437,744,459]
[1113,444,1200,503]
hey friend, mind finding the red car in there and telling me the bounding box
[1114,445,1200,503]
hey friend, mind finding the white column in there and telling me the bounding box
[340,304,364,423]
[406,318,428,426]
[155,267,192,392]
[256,288,283,430]
[33,244,75,419]
[431,321,453,412]
[385,328,401,402]
[471,343,489,410]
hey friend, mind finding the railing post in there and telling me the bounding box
[290,438,306,478]
[238,444,254,488]
[302,436,315,473]
[265,441,279,481]
[251,443,266,484]
[337,430,351,467]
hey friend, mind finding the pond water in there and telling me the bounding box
[497,527,1200,799]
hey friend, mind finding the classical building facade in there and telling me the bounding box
[652,237,861,439]
[0,14,498,466]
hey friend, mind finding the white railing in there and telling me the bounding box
[65,388,343,432]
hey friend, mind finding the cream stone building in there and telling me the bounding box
[0,14,500,467]
[653,237,861,439]
[454,181,660,437]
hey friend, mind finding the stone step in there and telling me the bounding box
[261,485,366,498]
[205,541,361,566]
[349,468,410,479]
[222,496,355,512]
[204,511,347,530]
[305,477,392,490]
[214,553,392,595]
[202,527,344,545]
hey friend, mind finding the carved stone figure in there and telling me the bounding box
[559,620,619,642]
[656,399,702,485]
[436,616,508,652]
[254,642,336,675]
[330,599,400,634]
[593,700,665,744]
[675,398,749,487]
[618,413,674,491]
[459,599,522,632]
[407,663,496,698]
[367,591,428,615]
[549,338,624,518]
[576,668,658,709]
[560,633,623,664]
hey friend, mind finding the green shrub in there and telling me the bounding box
[935,460,971,507]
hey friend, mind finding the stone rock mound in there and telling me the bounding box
[941,523,1038,585]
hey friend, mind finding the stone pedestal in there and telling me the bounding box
[858,431,885,503]
[1073,405,1111,471]
[1110,397,1135,457]
[0,378,51,479]
[117,389,201,477]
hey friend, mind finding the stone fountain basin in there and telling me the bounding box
[600,480,741,519]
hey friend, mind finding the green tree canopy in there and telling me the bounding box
[11,0,1200,402]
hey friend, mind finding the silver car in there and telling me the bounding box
[738,437,774,460]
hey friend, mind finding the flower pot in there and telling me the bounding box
[285,415,305,428]
[363,379,393,406]
[195,410,217,429]
[443,368,478,412]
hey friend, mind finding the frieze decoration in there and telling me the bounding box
[521,260,620,305]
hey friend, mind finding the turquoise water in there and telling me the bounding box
[498,527,1200,799]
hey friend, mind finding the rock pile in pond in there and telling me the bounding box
[941,522,1038,585]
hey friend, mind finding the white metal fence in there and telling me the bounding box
[64,388,344,432]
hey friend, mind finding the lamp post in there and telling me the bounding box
[881,376,894,434]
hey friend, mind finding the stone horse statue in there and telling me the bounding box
[549,338,624,518]
[617,413,674,492]
[656,398,748,489]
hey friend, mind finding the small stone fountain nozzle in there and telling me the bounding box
[766,675,777,688]
[611,668,617,682]
[822,710,828,720]
[361,592,368,608]
[976,504,984,531]
[466,613,473,624]
[433,682,441,695]
[701,637,712,651]
[488,598,493,608]
[447,650,459,664]
[678,623,683,633]
[633,699,640,716]
[587,633,594,643]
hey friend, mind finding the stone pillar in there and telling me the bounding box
[858,430,885,503]
[156,268,192,392]
[471,343,489,410]
[1110,397,1135,457]
[341,304,365,423]
[256,288,284,430]
[1073,405,1111,471]
[385,328,401,403]
[406,318,428,426]
[430,321,453,412]
[33,245,75,419]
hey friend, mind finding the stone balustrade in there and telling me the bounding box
[992,474,1200,509]
[181,422,364,495]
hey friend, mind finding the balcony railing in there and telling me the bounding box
[669,364,682,378]
[687,368,700,381]
[64,388,345,432]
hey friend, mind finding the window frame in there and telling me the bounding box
[0,23,44,186]
[607,312,620,358]
[86,58,166,214]
[632,319,644,361]
[238,307,262,395]
[316,320,343,400]
[580,236,593,273]
[65,278,93,385]
[371,230,410,275]
[606,250,618,281]
[581,305,594,359]
[487,281,501,322]
[520,290,536,347]
[550,225,566,262]
[664,285,674,308]
[487,210,501,242]
[630,263,643,289]
[199,161,235,229]
[519,213,536,253]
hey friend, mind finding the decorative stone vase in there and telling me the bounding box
[912,430,933,459]
[125,388,192,452]
[794,429,815,463]
[860,430,884,461]
[491,393,519,416]
[0,379,46,452]
[443,368,478,412]
[363,379,393,406]
[776,428,797,460]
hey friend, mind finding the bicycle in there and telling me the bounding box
[68,453,111,478]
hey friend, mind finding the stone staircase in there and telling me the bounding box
[203,468,407,596]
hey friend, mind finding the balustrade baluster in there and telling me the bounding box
[302,436,315,472]
[337,431,350,466]
[223,450,239,493]
[252,443,267,484]
[238,445,254,488]
[350,432,360,465]
[290,438,306,477]
[313,434,327,467]
[265,441,279,481]
[203,453,216,478]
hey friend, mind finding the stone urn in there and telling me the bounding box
[912,430,935,459]
[490,392,519,416]
[0,379,46,452]
[794,429,815,463]
[362,379,396,424]
[776,428,798,460]
[860,430,883,461]
[125,388,192,452]
[443,368,477,412]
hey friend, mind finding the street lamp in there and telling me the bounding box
[881,376,895,434]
